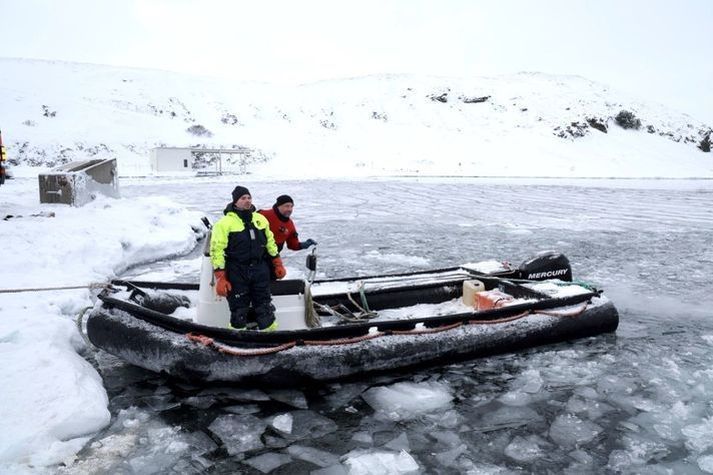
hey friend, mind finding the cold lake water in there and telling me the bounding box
[68,178,713,474]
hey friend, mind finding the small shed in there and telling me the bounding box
[38,159,119,206]
[150,148,194,173]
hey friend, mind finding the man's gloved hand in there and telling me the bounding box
[214,270,231,297]
[300,238,317,249]
[272,256,287,279]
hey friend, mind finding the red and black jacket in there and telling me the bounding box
[258,206,300,252]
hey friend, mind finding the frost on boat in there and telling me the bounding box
[86,250,618,384]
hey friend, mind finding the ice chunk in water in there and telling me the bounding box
[383,432,410,452]
[207,414,266,455]
[287,444,340,467]
[614,434,670,466]
[182,431,218,456]
[361,381,452,421]
[272,413,293,434]
[698,455,713,473]
[268,388,309,409]
[549,414,603,447]
[434,444,467,467]
[244,452,292,473]
[504,435,544,462]
[343,449,419,474]
[198,386,270,402]
[323,383,369,410]
[565,395,614,421]
[682,416,713,453]
[223,404,261,415]
[497,390,533,407]
[271,410,337,441]
[425,408,461,429]
[311,465,348,475]
[478,406,543,431]
[429,430,462,449]
[351,431,373,445]
[182,395,216,409]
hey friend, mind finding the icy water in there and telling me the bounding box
[72,178,713,474]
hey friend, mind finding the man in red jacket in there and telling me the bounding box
[259,194,317,252]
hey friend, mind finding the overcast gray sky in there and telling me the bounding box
[2,0,712,122]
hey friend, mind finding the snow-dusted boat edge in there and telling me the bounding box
[88,296,617,385]
[87,265,618,385]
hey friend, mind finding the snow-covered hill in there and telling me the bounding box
[1,57,711,178]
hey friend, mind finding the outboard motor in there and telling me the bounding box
[517,251,572,282]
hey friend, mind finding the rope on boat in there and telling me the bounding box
[391,321,463,335]
[185,332,298,356]
[184,301,592,356]
[303,331,384,346]
[534,301,589,318]
[468,310,532,325]
[0,282,109,294]
[216,341,298,356]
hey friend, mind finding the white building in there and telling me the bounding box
[150,147,194,173]
[149,147,254,174]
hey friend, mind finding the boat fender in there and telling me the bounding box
[130,290,191,315]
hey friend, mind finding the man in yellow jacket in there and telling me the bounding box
[210,186,286,331]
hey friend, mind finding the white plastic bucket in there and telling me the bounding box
[462,279,486,307]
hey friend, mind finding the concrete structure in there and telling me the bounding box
[39,159,119,206]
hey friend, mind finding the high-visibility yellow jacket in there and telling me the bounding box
[210,205,278,270]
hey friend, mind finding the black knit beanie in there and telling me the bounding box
[232,186,251,202]
[275,194,294,206]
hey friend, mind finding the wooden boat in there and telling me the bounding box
[86,251,618,384]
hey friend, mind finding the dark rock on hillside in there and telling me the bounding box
[699,131,711,152]
[462,95,490,104]
[554,121,589,139]
[586,117,608,133]
[186,125,213,137]
[615,110,641,130]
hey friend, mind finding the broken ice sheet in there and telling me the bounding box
[269,410,337,441]
[681,416,713,453]
[322,382,369,410]
[477,405,543,432]
[243,452,292,473]
[287,444,340,468]
[383,432,410,452]
[433,443,468,468]
[548,414,603,447]
[197,386,270,402]
[207,414,266,455]
[343,449,419,474]
[361,381,453,421]
[182,395,216,409]
[271,413,293,433]
[222,403,261,415]
[504,435,546,462]
[267,388,308,409]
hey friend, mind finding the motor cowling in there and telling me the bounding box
[518,251,572,281]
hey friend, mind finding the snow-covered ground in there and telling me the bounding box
[1,56,712,473]
[1,175,712,473]
[1,58,711,178]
